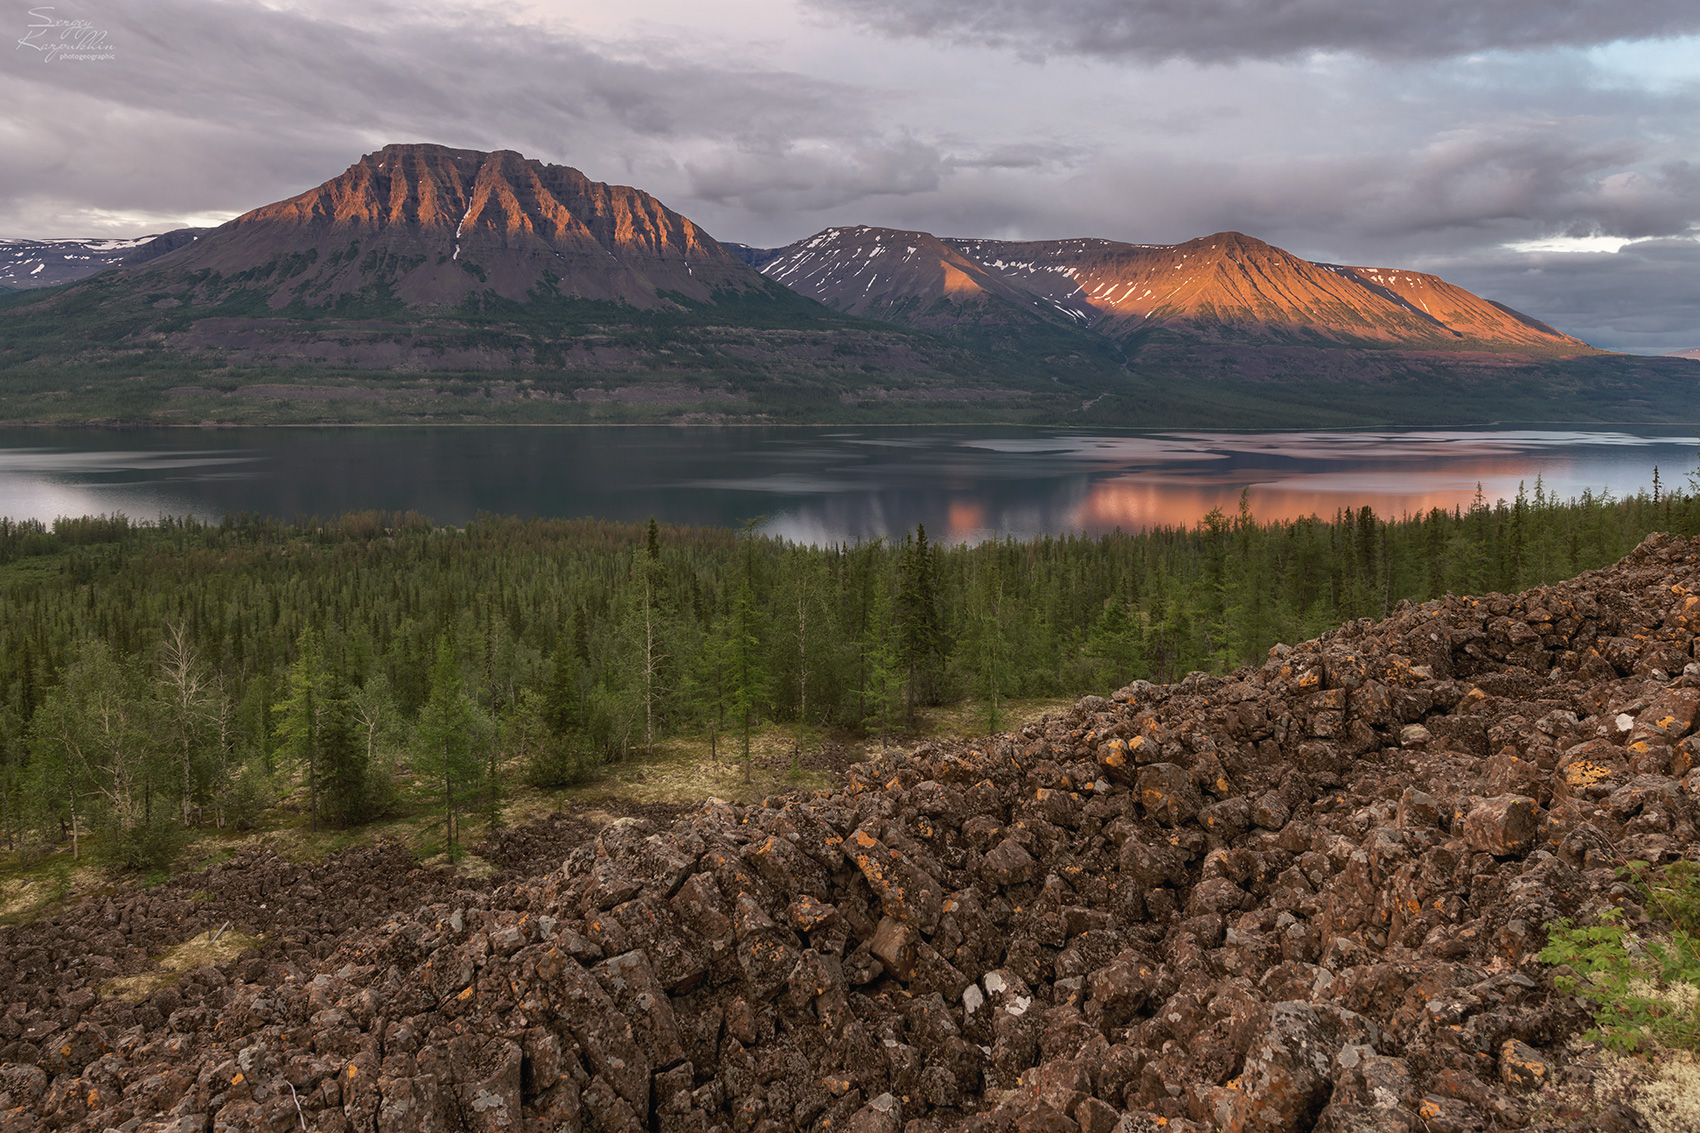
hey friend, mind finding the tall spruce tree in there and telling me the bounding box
[272,629,329,832]
[416,635,481,854]
[896,524,945,723]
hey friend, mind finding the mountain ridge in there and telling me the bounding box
[6,141,1700,427]
[118,143,768,311]
[757,226,1591,355]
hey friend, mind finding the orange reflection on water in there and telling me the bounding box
[947,499,986,536]
[1077,473,1568,531]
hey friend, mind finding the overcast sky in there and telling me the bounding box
[4,0,1696,352]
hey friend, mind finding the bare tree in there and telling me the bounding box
[158,623,213,827]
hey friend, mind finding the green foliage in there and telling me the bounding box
[897,524,947,720]
[1541,862,1700,1053]
[272,630,330,831]
[106,815,182,874]
[318,678,372,828]
[220,762,271,832]
[0,476,1696,862]
[415,635,487,851]
[27,641,161,859]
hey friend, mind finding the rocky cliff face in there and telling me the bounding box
[9,536,1700,1131]
[125,143,764,310]
[761,227,1591,354]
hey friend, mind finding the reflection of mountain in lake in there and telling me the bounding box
[0,427,1684,542]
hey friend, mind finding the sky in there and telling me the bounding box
[3,0,1697,353]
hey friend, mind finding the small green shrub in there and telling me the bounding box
[1541,861,1700,1053]
[525,736,597,789]
[106,819,181,874]
[221,763,272,831]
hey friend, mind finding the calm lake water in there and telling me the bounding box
[0,426,1692,544]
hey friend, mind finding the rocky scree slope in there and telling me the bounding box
[12,537,1700,1132]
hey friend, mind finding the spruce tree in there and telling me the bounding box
[416,635,481,854]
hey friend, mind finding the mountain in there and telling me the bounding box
[1,144,1039,424]
[0,233,206,289]
[125,143,763,310]
[757,226,1090,337]
[5,144,1699,428]
[1666,348,1700,361]
[758,226,1590,354]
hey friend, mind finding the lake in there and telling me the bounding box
[0,426,1692,544]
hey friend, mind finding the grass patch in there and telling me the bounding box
[99,926,265,1003]
[0,853,109,925]
[904,696,1077,745]
[1542,860,1700,1053]
[565,725,836,807]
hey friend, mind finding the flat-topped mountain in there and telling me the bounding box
[118,143,764,310]
[758,227,1590,354]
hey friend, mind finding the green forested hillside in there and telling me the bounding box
[1,479,1693,863]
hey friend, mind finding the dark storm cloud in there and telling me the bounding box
[685,137,1089,217]
[948,119,1700,261]
[807,0,1700,63]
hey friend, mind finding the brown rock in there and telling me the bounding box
[553,956,651,1118]
[849,828,945,933]
[1137,763,1204,827]
[1220,1002,1337,1133]
[869,916,918,980]
[847,1092,903,1133]
[1497,1039,1549,1091]
[983,837,1038,887]
[1458,796,1539,857]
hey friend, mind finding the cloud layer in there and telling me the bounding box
[808,0,1700,63]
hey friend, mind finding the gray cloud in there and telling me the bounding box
[0,0,876,236]
[687,136,945,212]
[1431,238,1700,353]
[806,0,1700,63]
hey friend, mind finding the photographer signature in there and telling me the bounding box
[16,6,114,61]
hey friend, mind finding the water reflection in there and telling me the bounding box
[0,426,1689,545]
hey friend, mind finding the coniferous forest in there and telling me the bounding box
[1,478,1695,868]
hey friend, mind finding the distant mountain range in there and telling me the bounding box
[0,232,205,289]
[749,226,1586,354]
[2,142,1695,427]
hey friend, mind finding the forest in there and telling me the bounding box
[1,474,1696,869]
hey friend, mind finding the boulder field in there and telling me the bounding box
[11,534,1700,1132]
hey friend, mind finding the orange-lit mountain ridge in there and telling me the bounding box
[758,227,1590,353]
[126,143,764,309]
